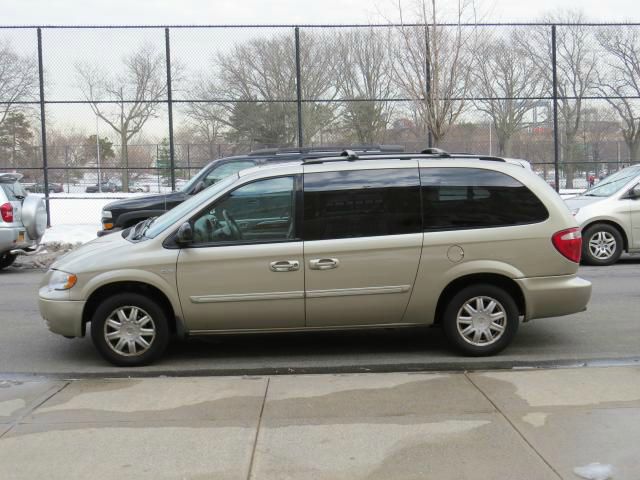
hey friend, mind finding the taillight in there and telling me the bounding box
[552,227,582,263]
[0,203,13,223]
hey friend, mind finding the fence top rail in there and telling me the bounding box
[2,22,640,29]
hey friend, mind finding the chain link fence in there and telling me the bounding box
[1,23,640,227]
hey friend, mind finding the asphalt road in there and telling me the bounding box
[1,258,639,377]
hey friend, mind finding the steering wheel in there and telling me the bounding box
[222,209,243,240]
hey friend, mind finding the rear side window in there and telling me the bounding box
[304,168,421,241]
[1,182,25,201]
[420,167,548,230]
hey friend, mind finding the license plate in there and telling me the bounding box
[18,231,24,242]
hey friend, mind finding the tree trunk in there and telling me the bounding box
[497,131,512,157]
[627,138,640,163]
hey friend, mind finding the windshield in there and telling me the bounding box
[145,174,238,238]
[585,166,640,197]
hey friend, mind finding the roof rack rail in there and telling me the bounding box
[248,144,405,157]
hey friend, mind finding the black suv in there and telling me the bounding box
[98,145,403,236]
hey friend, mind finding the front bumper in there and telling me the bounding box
[515,275,592,321]
[38,292,85,337]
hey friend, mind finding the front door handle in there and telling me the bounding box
[309,258,339,270]
[269,260,300,272]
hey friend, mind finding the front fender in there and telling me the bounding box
[79,268,182,323]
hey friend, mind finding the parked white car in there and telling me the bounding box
[565,164,640,265]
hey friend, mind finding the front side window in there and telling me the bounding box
[421,167,548,230]
[303,168,422,241]
[191,176,296,245]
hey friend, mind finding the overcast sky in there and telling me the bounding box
[2,0,640,25]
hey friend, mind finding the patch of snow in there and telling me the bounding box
[573,463,614,480]
[521,412,549,428]
[41,224,98,245]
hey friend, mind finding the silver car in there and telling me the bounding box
[565,165,640,265]
[39,152,591,366]
[0,173,47,270]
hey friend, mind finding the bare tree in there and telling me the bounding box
[596,27,640,162]
[473,30,549,156]
[188,32,339,147]
[76,45,168,190]
[335,28,395,144]
[392,0,477,146]
[525,12,597,188]
[0,40,37,128]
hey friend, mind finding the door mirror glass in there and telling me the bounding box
[176,222,193,245]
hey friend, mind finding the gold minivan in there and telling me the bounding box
[39,151,592,366]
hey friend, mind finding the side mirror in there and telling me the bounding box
[192,181,205,195]
[176,222,193,246]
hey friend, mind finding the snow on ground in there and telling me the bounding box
[42,193,148,245]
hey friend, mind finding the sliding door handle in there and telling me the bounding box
[309,258,339,270]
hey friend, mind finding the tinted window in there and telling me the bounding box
[304,168,421,241]
[421,167,548,230]
[191,176,295,245]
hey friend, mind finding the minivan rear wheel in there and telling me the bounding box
[442,284,519,356]
[90,293,170,366]
[582,224,623,266]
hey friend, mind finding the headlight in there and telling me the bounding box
[102,210,113,219]
[48,270,77,291]
[570,208,580,216]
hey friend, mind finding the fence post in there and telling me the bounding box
[37,27,50,226]
[551,24,560,193]
[165,27,176,191]
[294,27,303,148]
[424,24,433,148]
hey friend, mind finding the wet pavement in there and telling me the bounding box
[1,366,639,479]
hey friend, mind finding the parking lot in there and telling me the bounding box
[1,257,639,377]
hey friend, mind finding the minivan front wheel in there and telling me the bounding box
[582,224,623,266]
[90,293,169,366]
[442,284,519,356]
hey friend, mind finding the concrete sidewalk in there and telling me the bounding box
[1,367,639,479]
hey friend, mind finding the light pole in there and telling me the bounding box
[96,115,101,193]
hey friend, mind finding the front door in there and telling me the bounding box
[177,175,304,332]
[302,165,423,327]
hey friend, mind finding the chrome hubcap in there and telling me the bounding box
[588,231,616,260]
[104,306,156,357]
[456,296,507,347]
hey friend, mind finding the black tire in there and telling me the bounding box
[0,253,16,270]
[442,284,519,357]
[581,224,623,266]
[90,292,170,366]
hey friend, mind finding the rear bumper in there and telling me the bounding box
[38,293,85,338]
[515,275,592,321]
[0,225,37,253]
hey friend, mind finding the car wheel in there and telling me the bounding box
[442,284,519,356]
[582,224,623,266]
[0,253,17,270]
[90,293,170,366]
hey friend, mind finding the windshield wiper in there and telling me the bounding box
[132,216,157,240]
